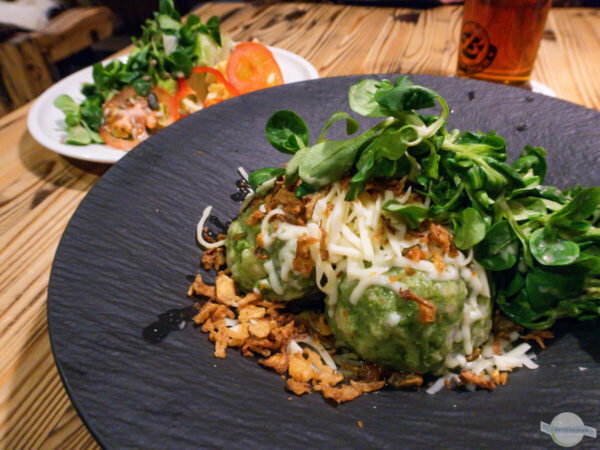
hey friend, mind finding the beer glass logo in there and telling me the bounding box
[458,21,497,74]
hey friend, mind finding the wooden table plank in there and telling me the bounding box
[0,3,598,448]
[535,8,600,110]
[193,3,600,109]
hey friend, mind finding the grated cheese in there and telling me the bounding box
[196,206,226,249]
[237,166,250,182]
[198,179,539,388]
[295,336,338,371]
[254,181,492,354]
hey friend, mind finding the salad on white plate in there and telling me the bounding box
[27,0,318,164]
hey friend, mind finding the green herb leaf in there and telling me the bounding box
[382,201,429,228]
[496,291,555,330]
[248,168,285,191]
[88,129,104,144]
[507,197,547,221]
[513,145,547,181]
[159,0,180,20]
[81,83,96,97]
[348,79,392,117]
[529,227,580,266]
[374,76,437,113]
[573,247,600,275]
[550,187,600,226]
[454,131,506,155]
[317,111,359,143]
[373,155,411,179]
[441,131,510,196]
[65,125,92,145]
[157,14,181,31]
[80,105,103,130]
[509,184,569,204]
[526,268,584,312]
[64,114,80,127]
[295,182,320,198]
[205,16,222,46]
[345,135,411,201]
[369,129,408,161]
[422,149,440,179]
[474,221,519,270]
[284,148,305,188]
[132,78,151,96]
[498,271,526,298]
[299,133,374,189]
[453,207,486,249]
[487,160,525,190]
[265,110,309,154]
[54,95,80,116]
[168,49,193,76]
[178,24,196,47]
[186,14,200,26]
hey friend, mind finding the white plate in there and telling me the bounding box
[27,47,319,164]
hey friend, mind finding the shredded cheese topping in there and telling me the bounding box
[237,166,250,182]
[196,206,226,249]
[258,181,491,359]
[197,178,539,385]
[427,335,539,394]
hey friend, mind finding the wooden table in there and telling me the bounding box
[0,2,598,447]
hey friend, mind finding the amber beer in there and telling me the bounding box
[457,0,551,84]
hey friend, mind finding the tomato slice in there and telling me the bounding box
[226,42,283,94]
[151,86,178,125]
[99,125,145,150]
[99,86,177,150]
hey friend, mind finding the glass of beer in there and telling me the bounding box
[456,0,552,85]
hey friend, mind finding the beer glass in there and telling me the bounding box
[456,0,552,85]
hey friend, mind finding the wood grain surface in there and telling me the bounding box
[0,3,598,448]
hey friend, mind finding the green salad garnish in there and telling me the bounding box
[252,77,600,330]
[54,0,230,145]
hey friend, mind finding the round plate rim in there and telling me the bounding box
[27,47,319,164]
[47,73,600,448]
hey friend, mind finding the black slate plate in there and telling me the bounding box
[48,75,600,449]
